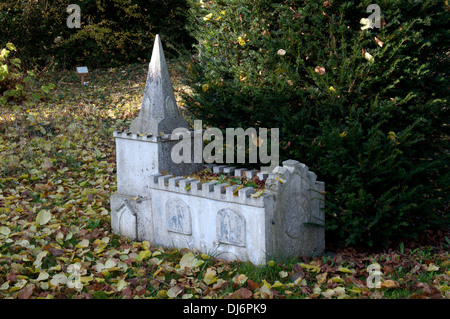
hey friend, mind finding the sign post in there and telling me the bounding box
[76,66,89,85]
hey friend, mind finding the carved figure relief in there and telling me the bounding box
[166,198,192,235]
[216,208,245,247]
[165,96,178,117]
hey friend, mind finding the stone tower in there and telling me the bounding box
[112,35,203,198]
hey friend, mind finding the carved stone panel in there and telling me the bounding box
[216,208,246,247]
[166,198,192,235]
[116,200,137,240]
[283,196,310,239]
[165,96,178,117]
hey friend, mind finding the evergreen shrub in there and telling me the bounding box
[180,0,449,246]
[0,0,193,68]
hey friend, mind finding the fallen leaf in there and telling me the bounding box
[247,279,259,291]
[233,185,243,196]
[120,287,133,298]
[50,274,67,287]
[381,280,399,289]
[293,276,306,286]
[136,250,152,261]
[179,253,203,271]
[364,51,374,62]
[17,284,34,299]
[115,279,128,292]
[41,158,53,170]
[76,239,89,248]
[322,288,335,298]
[374,36,384,47]
[212,279,228,290]
[338,267,356,274]
[36,270,49,281]
[152,250,162,257]
[260,284,272,299]
[203,13,213,21]
[0,226,11,237]
[33,251,48,269]
[233,273,248,286]
[0,281,10,291]
[167,285,182,298]
[415,282,432,294]
[314,66,326,75]
[271,281,284,288]
[36,209,52,225]
[157,289,168,298]
[330,276,343,283]
[426,264,439,272]
[233,287,252,299]
[299,263,321,273]
[203,268,218,286]
[316,272,328,284]
[250,190,264,198]
[334,286,346,297]
[49,248,64,257]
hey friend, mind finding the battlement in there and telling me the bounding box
[113,129,200,142]
[148,161,324,208]
[150,173,269,207]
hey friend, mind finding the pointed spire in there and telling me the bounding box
[130,34,189,135]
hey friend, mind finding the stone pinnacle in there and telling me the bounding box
[130,34,189,135]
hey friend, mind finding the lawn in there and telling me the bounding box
[0,64,449,299]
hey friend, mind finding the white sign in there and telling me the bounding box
[76,66,88,74]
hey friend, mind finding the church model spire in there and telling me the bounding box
[130,34,189,135]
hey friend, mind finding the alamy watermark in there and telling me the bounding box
[361,4,382,30]
[366,263,382,288]
[67,4,81,29]
[170,120,279,172]
[66,263,85,292]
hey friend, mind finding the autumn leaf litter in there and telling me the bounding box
[0,64,449,299]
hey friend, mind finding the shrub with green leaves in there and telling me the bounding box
[0,42,27,105]
[0,0,193,69]
[180,0,449,247]
[0,42,55,106]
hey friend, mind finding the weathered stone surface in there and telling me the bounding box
[148,188,269,264]
[114,131,203,195]
[110,194,152,241]
[217,208,246,247]
[266,160,325,257]
[112,160,325,264]
[166,198,192,235]
[130,34,189,135]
